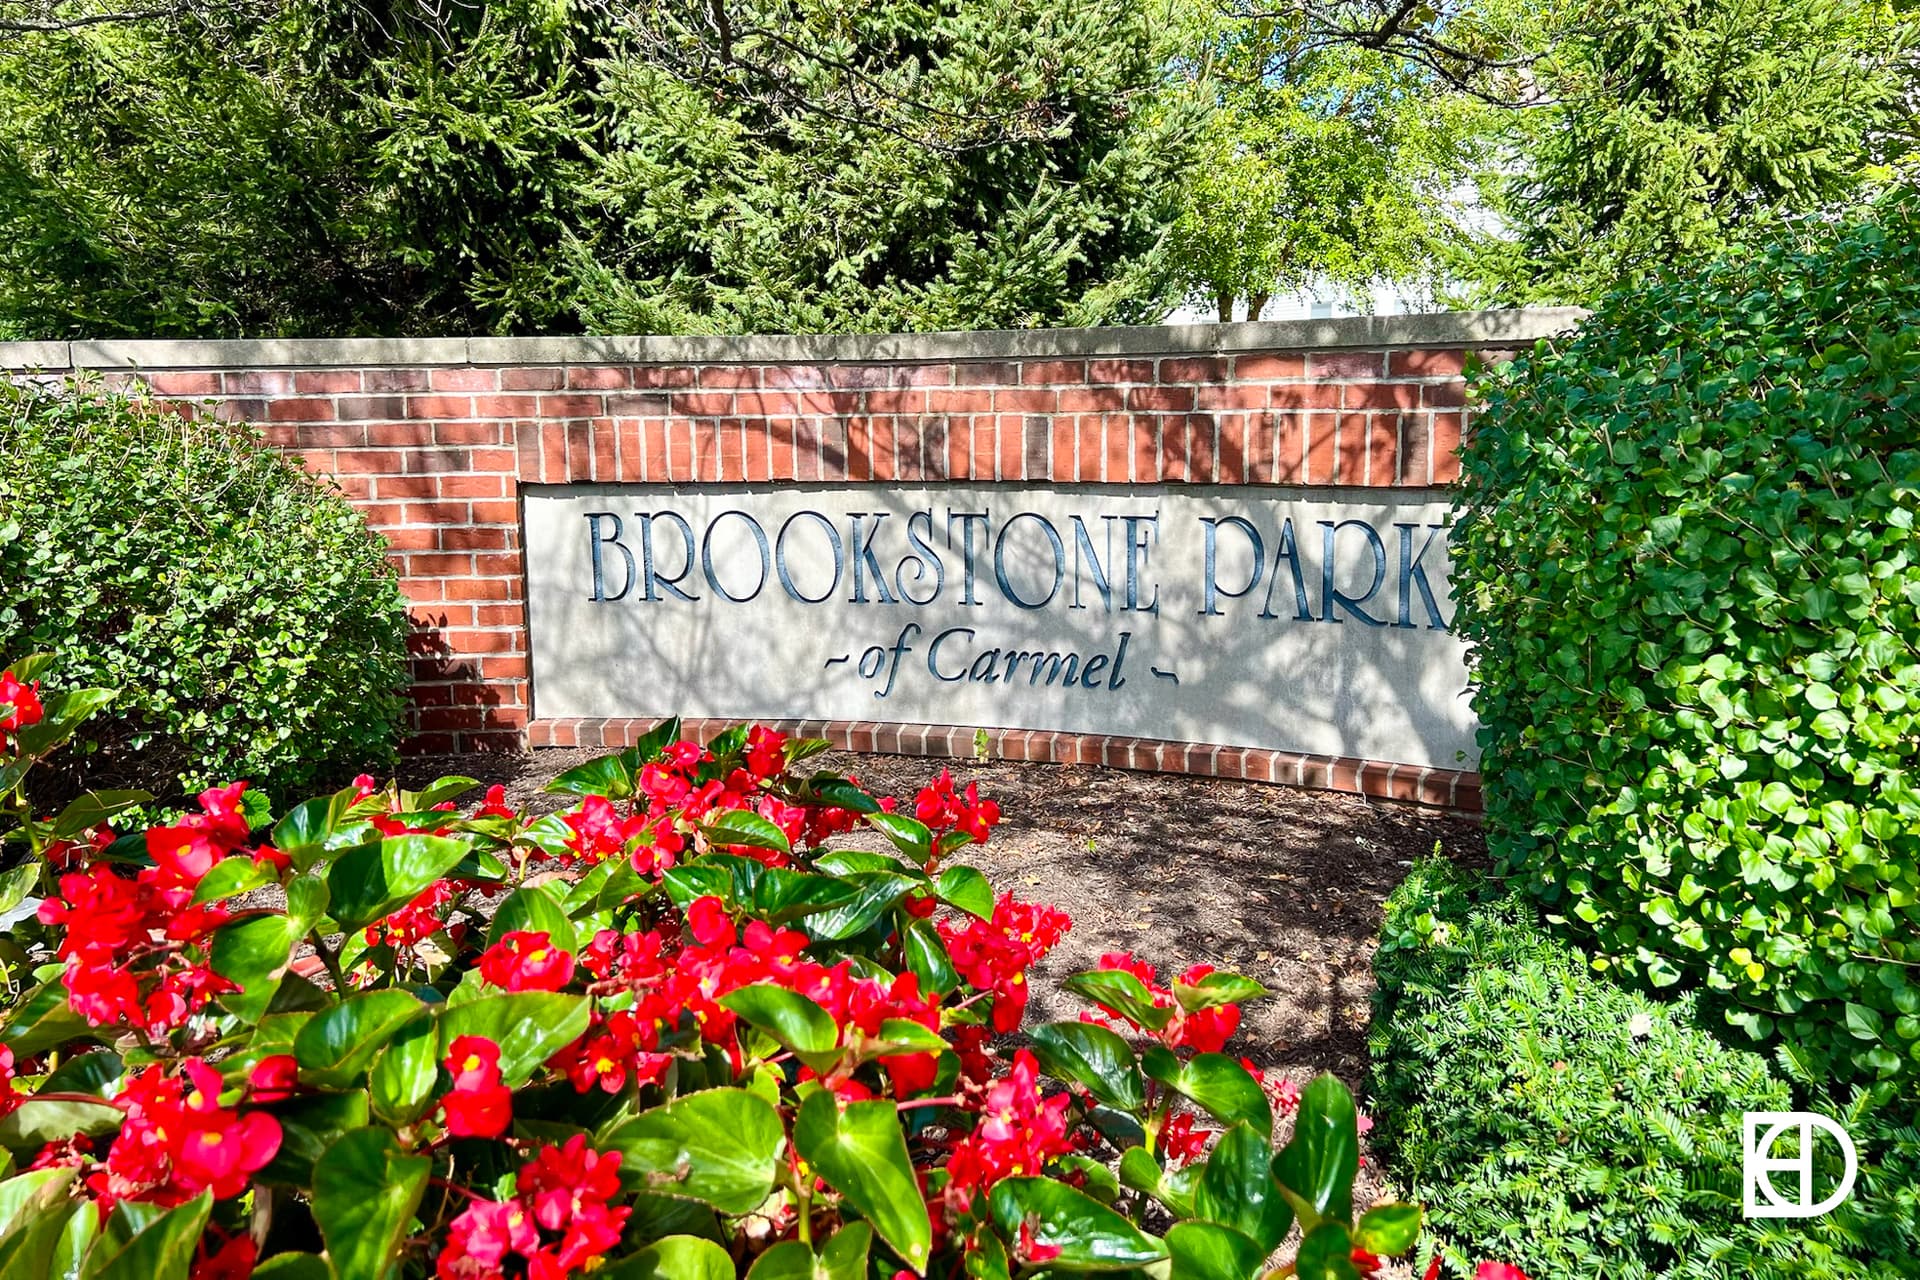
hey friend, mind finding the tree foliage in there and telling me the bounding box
[1164,13,1492,320]
[0,0,1196,337]
[1466,0,1913,301]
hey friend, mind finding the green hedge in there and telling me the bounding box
[1452,192,1920,1087]
[0,380,408,806]
[1370,861,1920,1280]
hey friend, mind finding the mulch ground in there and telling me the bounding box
[403,748,1484,1103]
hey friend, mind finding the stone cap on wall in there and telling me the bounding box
[0,308,1586,371]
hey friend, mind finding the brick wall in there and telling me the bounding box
[1,311,1582,808]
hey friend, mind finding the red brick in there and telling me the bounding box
[567,366,630,389]
[1195,383,1268,411]
[1103,416,1131,482]
[1127,385,1192,412]
[404,448,471,474]
[419,706,485,732]
[1422,381,1467,409]
[1305,413,1335,484]
[286,424,366,448]
[366,369,431,393]
[286,371,357,394]
[1342,382,1422,411]
[1020,360,1088,384]
[893,416,922,481]
[1390,348,1466,378]
[331,450,405,474]
[1217,412,1247,484]
[591,419,617,480]
[1159,356,1229,383]
[1187,414,1217,483]
[1454,778,1483,812]
[441,629,522,655]
[760,365,827,389]
[690,421,720,482]
[441,526,510,552]
[792,420,820,481]
[409,395,474,419]
[1058,386,1125,412]
[951,361,1018,388]
[267,398,335,423]
[481,657,530,679]
[1334,414,1368,485]
[565,422,592,478]
[1051,416,1077,481]
[735,390,800,417]
[641,419,670,480]
[1309,351,1385,379]
[438,474,509,498]
[374,476,439,499]
[540,393,607,419]
[872,417,899,481]
[719,420,747,482]
[446,577,518,601]
[501,367,565,391]
[633,366,697,389]
[404,732,459,753]
[865,388,925,415]
[993,388,1056,413]
[1160,415,1189,481]
[472,394,540,418]
[996,417,1024,479]
[698,365,761,388]
[383,527,437,551]
[210,398,267,423]
[1272,413,1304,482]
[431,421,505,445]
[337,395,408,421]
[1398,414,1431,485]
[1432,413,1463,483]
[1232,353,1306,381]
[225,371,293,396]
[402,500,470,525]
[750,418,781,481]
[431,368,499,391]
[945,418,969,480]
[1131,419,1156,482]
[926,389,995,416]
[920,418,948,480]
[1270,384,1342,411]
[147,372,222,396]
[1088,358,1155,383]
[1366,415,1398,486]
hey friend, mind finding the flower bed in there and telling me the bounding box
[0,659,1521,1280]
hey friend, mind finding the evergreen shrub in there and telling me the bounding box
[1452,192,1920,1087]
[1371,860,1920,1279]
[0,380,407,806]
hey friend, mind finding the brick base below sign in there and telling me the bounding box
[526,717,1484,812]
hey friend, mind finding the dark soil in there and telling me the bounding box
[401,748,1484,1095]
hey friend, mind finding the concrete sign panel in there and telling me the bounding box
[523,484,1476,771]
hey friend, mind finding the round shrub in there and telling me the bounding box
[0,379,408,805]
[1452,192,1920,1088]
[1370,860,1920,1280]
